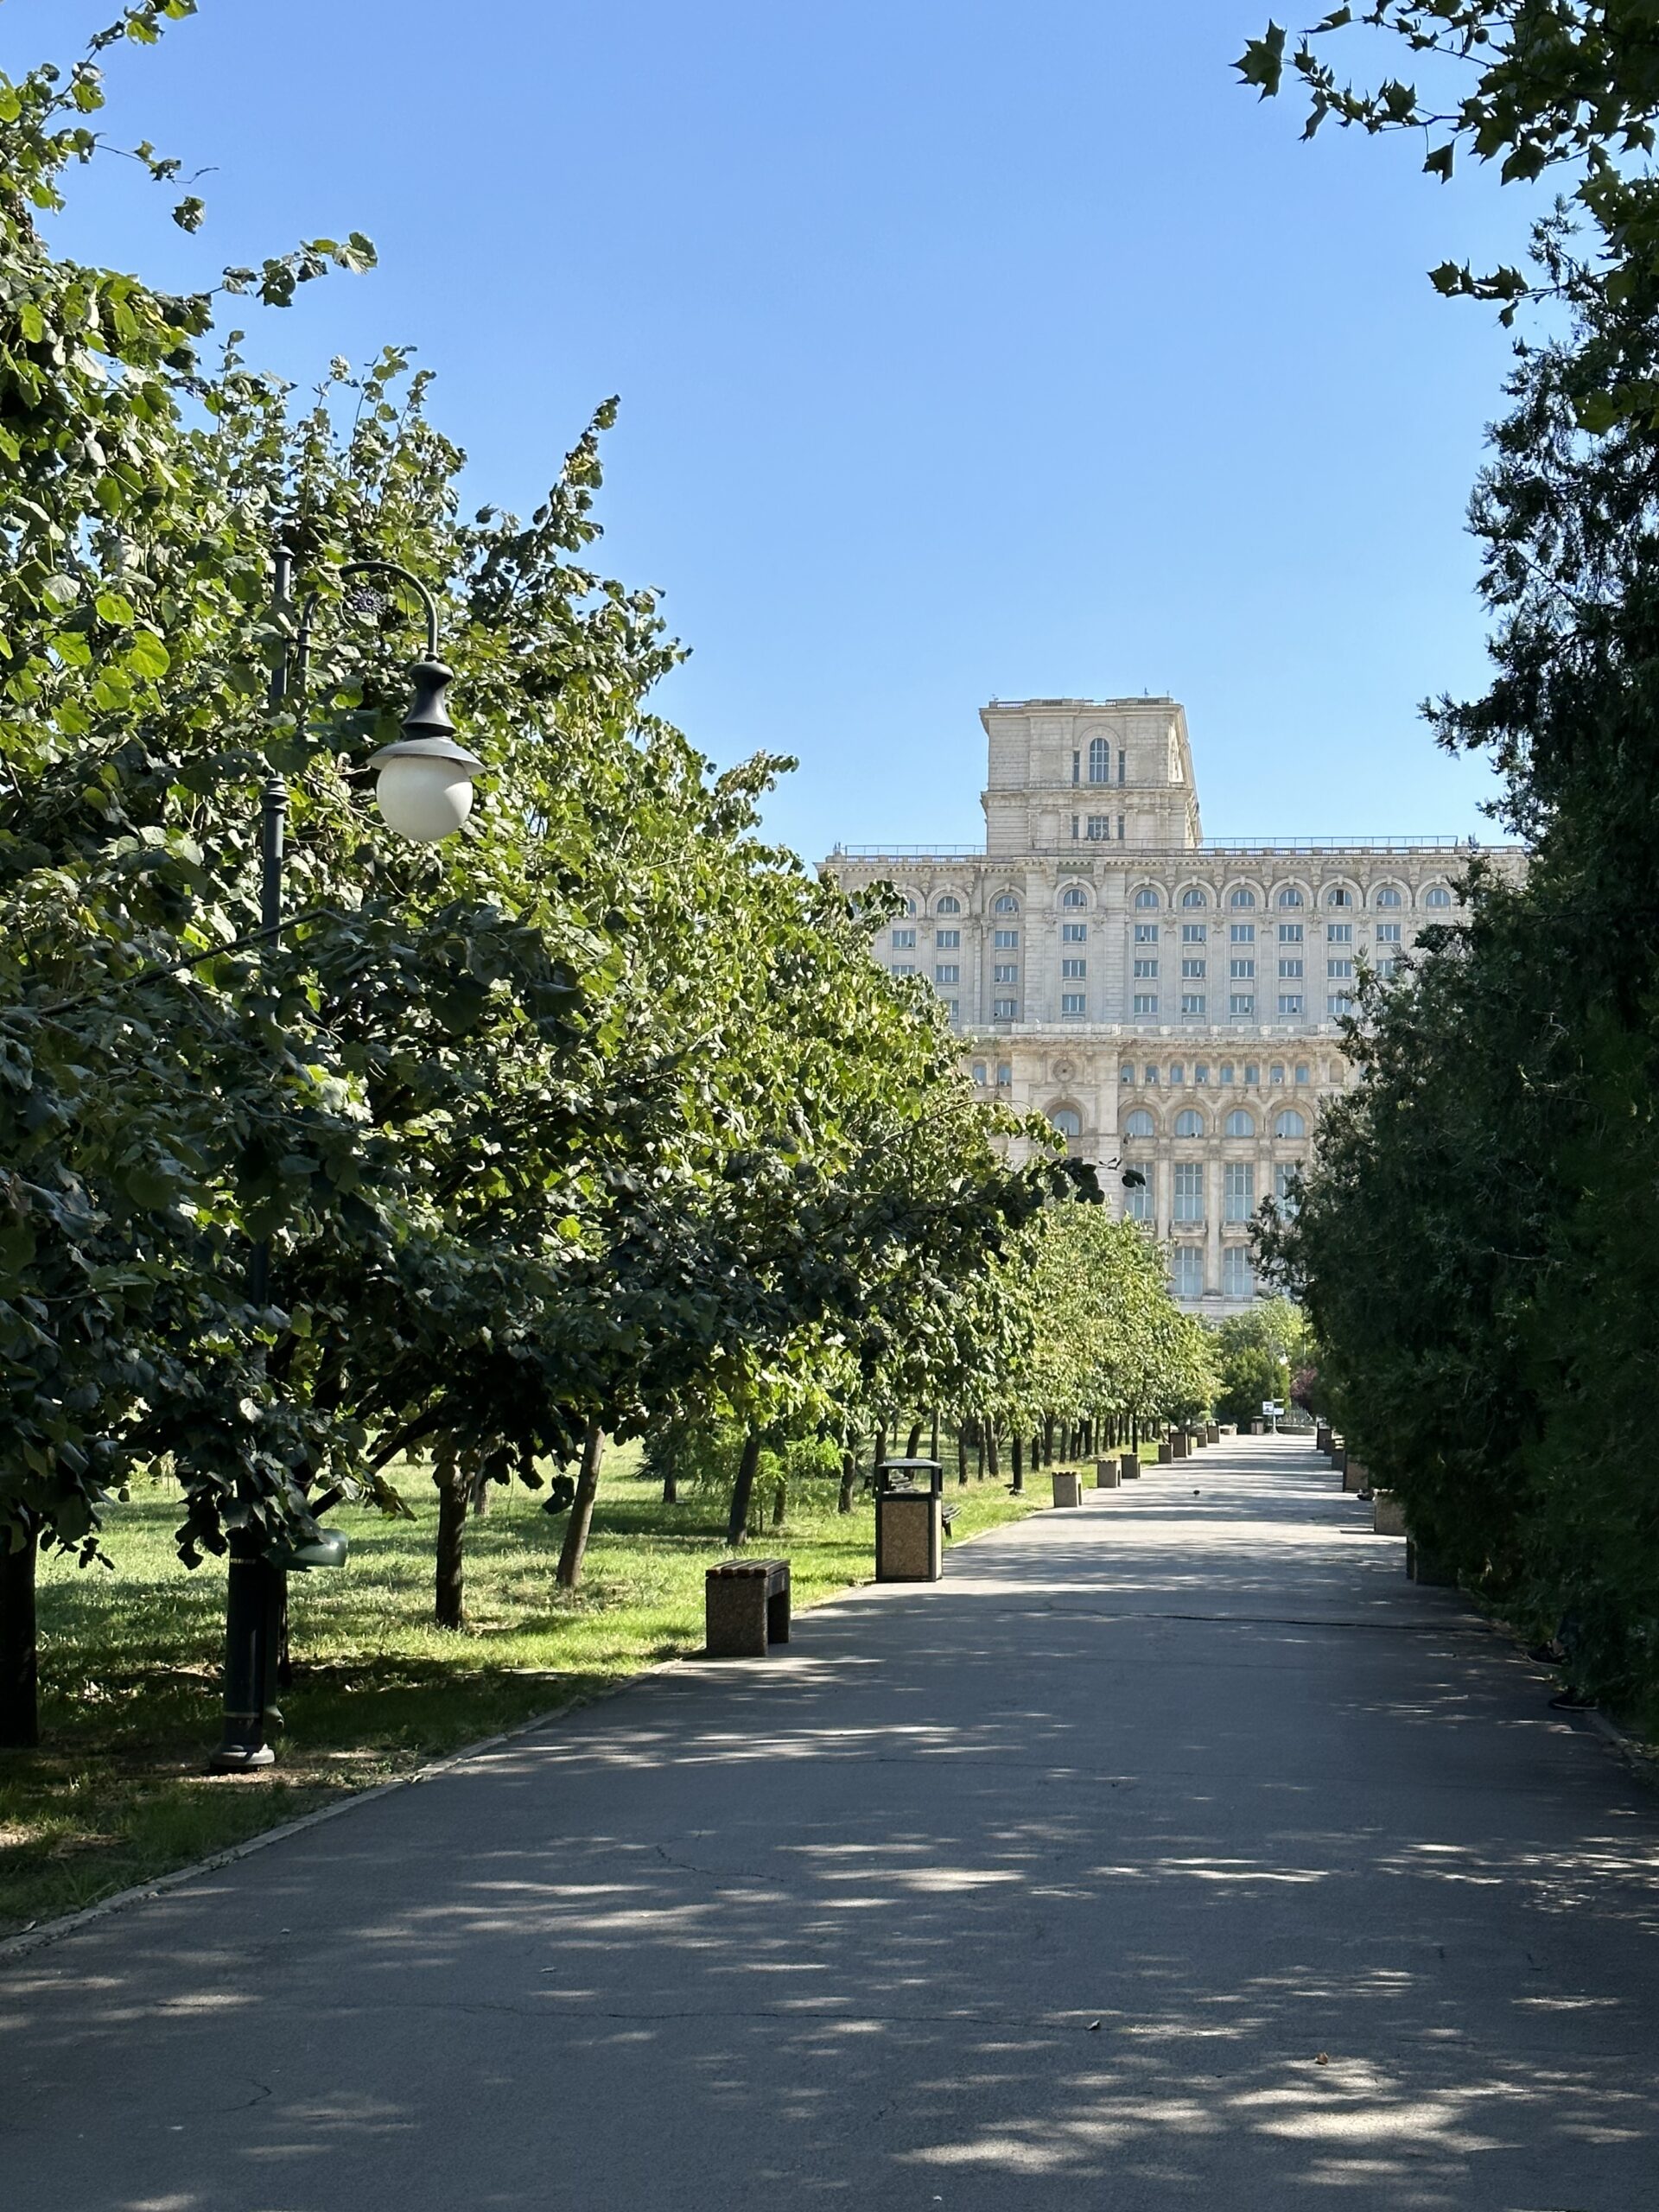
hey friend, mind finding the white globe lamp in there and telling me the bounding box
[370,658,483,843]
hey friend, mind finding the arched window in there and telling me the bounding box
[1274,1109,1306,1139]
[1050,1106,1083,1139]
[1276,887,1305,909]
[1230,887,1257,909]
[1173,1109,1205,1137]
[1180,887,1208,908]
[1060,886,1087,909]
[935,893,962,915]
[1372,886,1402,909]
[971,1062,987,1084]
[1422,884,1452,908]
[1133,887,1160,910]
[1087,736,1110,784]
[902,896,919,915]
[1123,1107,1157,1140]
[995,1062,1013,1088]
[1119,1064,1135,1084]
[1224,1108,1255,1138]
[1326,886,1353,908]
[993,893,1020,914]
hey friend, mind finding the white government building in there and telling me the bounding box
[825,696,1509,1315]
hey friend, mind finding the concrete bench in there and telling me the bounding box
[940,1504,958,1539]
[705,1557,791,1657]
[1052,1470,1081,1509]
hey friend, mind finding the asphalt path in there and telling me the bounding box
[4,1433,1657,2210]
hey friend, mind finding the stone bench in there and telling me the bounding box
[1373,1492,1407,1537]
[1052,1470,1081,1509]
[705,1557,791,1657]
[940,1504,958,1539]
[1344,1456,1370,1495]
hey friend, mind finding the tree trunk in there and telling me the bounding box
[1011,1433,1024,1493]
[435,1468,468,1630]
[0,1524,40,1750]
[985,1417,1000,1484]
[931,1410,940,1464]
[557,1421,607,1587]
[838,1446,858,1514]
[976,1421,986,1480]
[1044,1414,1057,1465]
[957,1427,969,1486]
[905,1420,924,1459]
[469,1471,491,1519]
[1032,1433,1041,1478]
[772,1478,787,1528]
[662,1466,678,1504]
[725,1427,763,1548]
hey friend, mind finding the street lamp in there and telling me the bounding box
[212,537,481,1773]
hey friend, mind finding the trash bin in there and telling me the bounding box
[874,1459,944,1582]
[1205,1424,1220,1446]
[1118,1452,1140,1483]
[1095,1458,1121,1489]
[1052,1470,1081,1509]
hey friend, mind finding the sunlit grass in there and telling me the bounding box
[1,1445,1039,1937]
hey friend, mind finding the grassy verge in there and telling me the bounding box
[0,1450,1040,1940]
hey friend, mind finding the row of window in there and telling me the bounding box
[1123,1160,1294,1220]
[1169,1245,1258,1300]
[1127,992,1353,1019]
[971,1058,1343,1090]
[1122,1106,1306,1141]
[896,884,1452,918]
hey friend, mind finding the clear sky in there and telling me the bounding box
[11,1,1548,855]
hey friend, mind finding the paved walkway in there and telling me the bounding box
[5,1435,1658,2210]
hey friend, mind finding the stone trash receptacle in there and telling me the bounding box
[1052,1469,1082,1510]
[1373,1491,1407,1536]
[1095,1457,1121,1489]
[1249,1419,1265,1435]
[1344,1456,1370,1495]
[1406,1537,1458,1587]
[874,1459,945,1583]
[1205,1423,1220,1446]
[1316,1423,1332,1455]
[1332,1444,1348,1476]
[1171,1431,1189,1459]
[1119,1452,1141,1482]
[1157,1441,1173,1464]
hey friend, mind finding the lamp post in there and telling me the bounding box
[211,537,482,1773]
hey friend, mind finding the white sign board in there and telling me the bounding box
[1262,1400,1283,1415]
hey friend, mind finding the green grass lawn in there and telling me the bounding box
[0,1450,1041,1940]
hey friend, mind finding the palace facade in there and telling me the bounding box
[824,696,1516,1315]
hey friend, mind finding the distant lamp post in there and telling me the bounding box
[211,537,480,1775]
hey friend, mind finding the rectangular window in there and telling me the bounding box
[1171,1245,1204,1300]
[1061,957,1087,980]
[1294,1064,1310,1084]
[1279,921,1304,944]
[1274,1163,1299,1209]
[1169,1064,1185,1084]
[994,928,1019,950]
[1327,992,1353,1016]
[1270,1063,1285,1084]
[1376,957,1397,980]
[993,963,1019,983]
[1230,923,1255,944]
[935,928,961,949]
[1133,957,1159,978]
[1222,1246,1254,1299]
[1124,1163,1153,1221]
[1071,750,1081,785]
[934,963,960,984]
[1278,957,1303,979]
[1327,923,1353,944]
[1134,922,1160,944]
[892,928,916,949]
[1194,1063,1210,1084]
[1061,922,1087,944]
[1117,748,1127,785]
[890,963,916,976]
[1327,958,1354,980]
[1071,816,1080,841]
[1181,922,1208,944]
[1181,957,1206,979]
[1230,958,1255,980]
[1230,993,1255,1017]
[1060,991,1086,1018]
[1224,1162,1255,1222]
[1086,815,1110,840]
[1376,922,1402,944]
[1277,993,1304,1016]
[1173,1161,1205,1223]
[1133,993,1159,1015]
[944,1000,960,1022]
[1144,1065,1159,1084]
[1243,1062,1260,1084]
[993,997,1018,1020]
[1181,993,1207,1016]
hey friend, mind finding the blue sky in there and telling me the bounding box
[12,2,1548,854]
